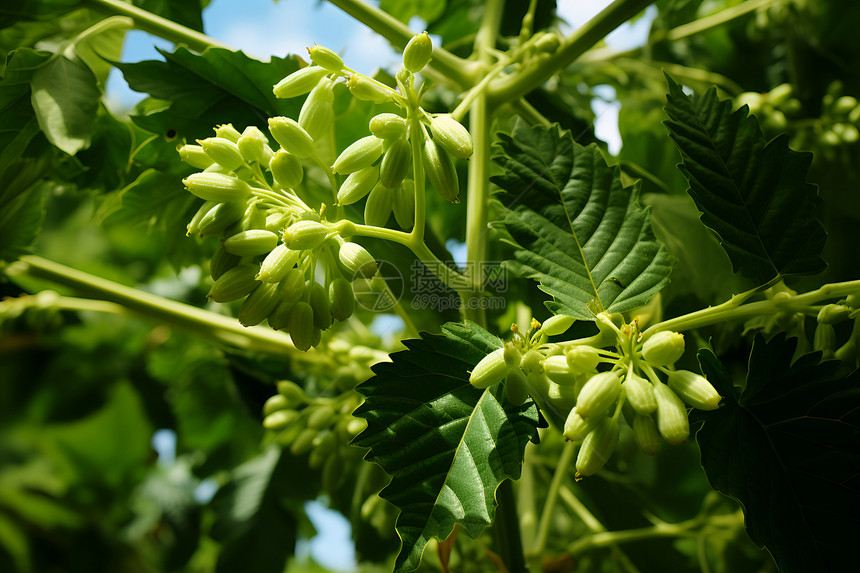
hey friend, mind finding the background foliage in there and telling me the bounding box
[1,0,858,572]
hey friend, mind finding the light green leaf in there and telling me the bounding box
[491,120,674,320]
[30,53,100,155]
[353,321,540,573]
[663,76,827,284]
[209,447,300,573]
[380,0,446,25]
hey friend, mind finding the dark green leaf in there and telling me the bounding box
[30,53,100,155]
[353,321,540,572]
[491,119,674,320]
[695,334,860,573]
[134,0,205,33]
[0,0,80,29]
[116,47,302,141]
[663,76,827,284]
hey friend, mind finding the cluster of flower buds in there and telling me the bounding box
[469,314,723,477]
[262,378,367,491]
[180,119,380,351]
[273,34,473,210]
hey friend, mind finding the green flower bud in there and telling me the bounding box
[309,430,336,469]
[263,409,298,430]
[273,65,329,99]
[347,74,396,103]
[642,331,685,366]
[576,416,620,476]
[392,178,415,230]
[288,301,315,351]
[541,315,576,336]
[179,144,214,169]
[338,241,377,278]
[632,414,661,455]
[423,137,459,203]
[565,345,601,373]
[198,200,246,236]
[505,368,530,405]
[187,200,215,236]
[666,370,721,411]
[282,220,330,250]
[199,137,245,172]
[563,407,598,442]
[307,45,343,72]
[832,95,858,115]
[337,165,378,205]
[503,342,524,370]
[818,304,852,325]
[429,115,473,159]
[402,31,433,73]
[262,393,290,416]
[546,381,577,413]
[329,276,355,321]
[237,132,275,166]
[364,183,393,227]
[543,355,577,386]
[654,383,689,445]
[469,348,508,389]
[307,405,335,430]
[298,79,335,140]
[257,244,301,283]
[369,113,407,140]
[235,201,267,232]
[380,137,411,189]
[210,244,241,280]
[308,281,332,329]
[332,135,384,174]
[183,172,251,203]
[208,264,260,303]
[576,371,621,418]
[624,372,657,415]
[223,229,280,257]
[215,123,242,142]
[238,281,280,326]
[268,116,315,158]
[270,149,304,189]
[290,427,318,455]
[276,380,306,407]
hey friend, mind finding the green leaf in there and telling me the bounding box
[695,334,860,573]
[491,120,674,320]
[116,47,303,141]
[0,161,48,263]
[209,447,300,573]
[663,76,827,284]
[30,53,100,155]
[380,0,446,25]
[0,0,80,29]
[353,321,540,572]
[72,16,132,87]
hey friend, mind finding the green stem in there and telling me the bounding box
[509,98,552,127]
[487,0,656,106]
[662,0,780,42]
[529,441,576,561]
[323,0,478,87]
[493,479,527,573]
[84,0,229,52]
[642,279,860,339]
[10,256,312,357]
[567,512,743,555]
[408,108,427,245]
[557,486,642,573]
[336,221,479,293]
